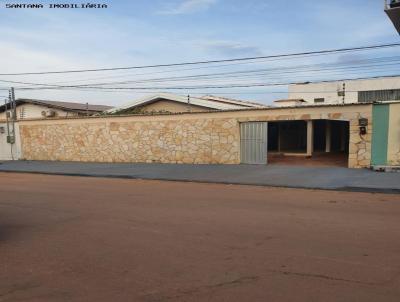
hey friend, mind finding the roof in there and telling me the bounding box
[274,98,306,103]
[0,99,113,113]
[18,101,382,123]
[107,93,267,113]
[199,95,267,108]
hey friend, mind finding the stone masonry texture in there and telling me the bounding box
[19,106,373,168]
[20,118,240,164]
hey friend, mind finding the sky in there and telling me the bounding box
[0,0,399,106]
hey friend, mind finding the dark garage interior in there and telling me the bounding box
[268,120,349,167]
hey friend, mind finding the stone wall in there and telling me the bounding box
[348,116,372,169]
[19,104,373,168]
[20,117,240,164]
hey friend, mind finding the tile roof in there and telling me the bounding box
[108,93,268,113]
[0,99,113,113]
[200,95,268,108]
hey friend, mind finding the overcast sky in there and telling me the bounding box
[0,0,399,106]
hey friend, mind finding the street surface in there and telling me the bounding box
[1,173,400,301]
[1,161,400,193]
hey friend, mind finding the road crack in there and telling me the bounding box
[270,269,375,285]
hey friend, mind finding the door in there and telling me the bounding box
[371,104,389,166]
[240,122,268,164]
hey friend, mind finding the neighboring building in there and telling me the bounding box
[385,0,400,34]
[273,99,306,107]
[288,76,400,105]
[107,93,267,114]
[0,99,113,121]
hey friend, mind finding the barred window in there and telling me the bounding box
[358,89,400,103]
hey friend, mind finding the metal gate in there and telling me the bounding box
[240,122,268,164]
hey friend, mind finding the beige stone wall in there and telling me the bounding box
[348,117,372,169]
[19,104,373,168]
[20,117,240,164]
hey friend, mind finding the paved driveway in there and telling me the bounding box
[1,173,400,302]
[0,160,400,193]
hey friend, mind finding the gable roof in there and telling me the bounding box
[200,95,267,108]
[107,93,267,113]
[0,99,113,113]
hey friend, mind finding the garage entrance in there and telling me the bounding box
[267,120,349,167]
[240,122,268,164]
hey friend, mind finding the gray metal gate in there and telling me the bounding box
[240,122,268,164]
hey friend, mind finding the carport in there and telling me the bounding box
[240,119,350,167]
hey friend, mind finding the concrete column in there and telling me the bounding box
[325,120,331,153]
[340,123,346,152]
[278,123,281,152]
[307,120,314,156]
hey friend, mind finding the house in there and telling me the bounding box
[0,99,113,121]
[107,93,267,114]
[287,76,400,105]
[1,91,398,169]
[385,0,400,33]
[3,99,400,169]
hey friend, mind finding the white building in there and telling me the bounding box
[0,99,113,161]
[288,76,400,105]
[0,99,113,121]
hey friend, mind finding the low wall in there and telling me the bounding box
[19,104,373,168]
[19,116,240,164]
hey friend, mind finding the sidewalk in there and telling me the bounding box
[1,161,400,193]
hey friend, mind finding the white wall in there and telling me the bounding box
[289,77,400,104]
[0,103,79,120]
[0,122,21,160]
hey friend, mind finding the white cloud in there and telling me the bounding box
[195,40,263,57]
[157,0,217,15]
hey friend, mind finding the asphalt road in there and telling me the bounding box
[1,173,400,302]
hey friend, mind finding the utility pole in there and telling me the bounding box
[11,87,16,118]
[4,87,16,160]
[187,94,191,112]
[4,99,10,142]
[342,83,346,103]
[8,87,16,145]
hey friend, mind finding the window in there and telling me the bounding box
[314,98,325,103]
[358,89,400,103]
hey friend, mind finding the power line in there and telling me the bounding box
[1,58,400,89]
[12,74,400,91]
[1,43,400,76]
